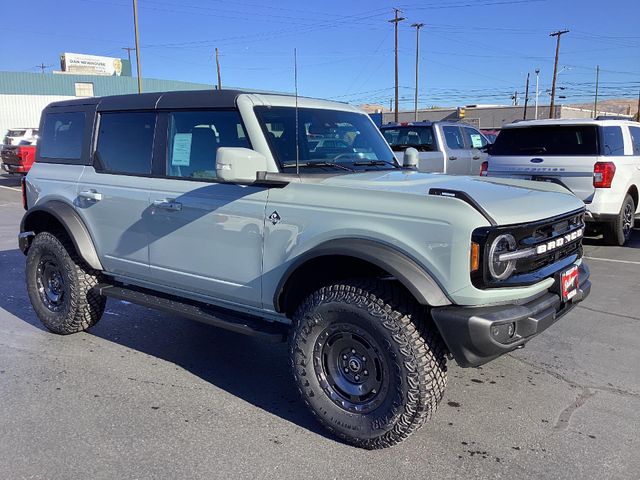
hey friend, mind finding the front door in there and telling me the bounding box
[146,110,268,308]
[463,126,489,175]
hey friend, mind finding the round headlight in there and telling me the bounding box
[488,234,517,280]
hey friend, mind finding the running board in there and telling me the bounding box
[97,284,287,343]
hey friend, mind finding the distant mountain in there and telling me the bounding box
[569,98,638,117]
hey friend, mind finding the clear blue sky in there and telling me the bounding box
[4,0,639,108]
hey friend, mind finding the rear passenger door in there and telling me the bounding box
[75,111,158,282]
[146,110,268,308]
[440,125,470,174]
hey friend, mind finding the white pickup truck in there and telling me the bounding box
[380,121,490,175]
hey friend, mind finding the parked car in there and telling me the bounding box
[484,118,640,245]
[380,121,490,174]
[20,90,590,449]
[3,127,38,146]
[480,129,500,143]
[1,143,37,174]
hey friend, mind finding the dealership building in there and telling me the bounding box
[0,53,213,139]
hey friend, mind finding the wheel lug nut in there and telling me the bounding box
[344,368,349,373]
[355,375,360,381]
[342,354,347,360]
[362,356,366,362]
[364,370,368,375]
[351,349,356,354]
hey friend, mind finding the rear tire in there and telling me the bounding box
[604,194,635,246]
[26,232,105,334]
[290,279,447,449]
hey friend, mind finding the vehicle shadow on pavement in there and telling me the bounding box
[0,248,332,441]
[583,226,640,249]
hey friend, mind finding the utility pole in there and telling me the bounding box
[411,23,424,122]
[512,91,519,106]
[36,63,51,74]
[593,65,600,118]
[388,8,405,122]
[534,68,540,119]
[215,48,222,90]
[132,0,143,93]
[636,90,640,122]
[122,47,135,64]
[523,72,530,120]
[389,98,393,112]
[549,29,569,119]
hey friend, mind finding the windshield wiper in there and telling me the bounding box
[352,160,400,168]
[281,161,354,172]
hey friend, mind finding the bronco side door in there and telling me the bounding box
[145,109,268,308]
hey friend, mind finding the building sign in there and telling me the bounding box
[61,53,124,76]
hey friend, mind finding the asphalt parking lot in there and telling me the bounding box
[0,173,638,480]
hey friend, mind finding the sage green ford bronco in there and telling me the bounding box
[20,90,590,448]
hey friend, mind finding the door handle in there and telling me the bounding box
[78,190,102,201]
[449,156,457,161]
[472,155,481,160]
[153,199,182,211]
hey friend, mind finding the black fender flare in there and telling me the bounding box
[274,238,452,311]
[20,200,103,271]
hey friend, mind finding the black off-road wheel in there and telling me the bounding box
[290,279,447,449]
[604,194,635,246]
[26,232,106,334]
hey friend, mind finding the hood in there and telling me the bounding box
[313,170,584,225]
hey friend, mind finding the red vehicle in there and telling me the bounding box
[1,143,36,175]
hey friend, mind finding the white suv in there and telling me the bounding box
[3,128,39,146]
[485,118,640,245]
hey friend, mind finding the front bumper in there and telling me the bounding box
[432,262,591,367]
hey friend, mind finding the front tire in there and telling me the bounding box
[26,232,105,334]
[290,280,447,449]
[604,194,635,246]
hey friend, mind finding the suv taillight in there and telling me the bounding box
[480,161,489,176]
[21,177,28,210]
[593,162,616,188]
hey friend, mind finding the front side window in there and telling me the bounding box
[95,112,156,175]
[491,126,599,156]
[629,126,640,155]
[600,126,625,156]
[442,126,465,150]
[167,110,250,180]
[255,106,396,173]
[381,126,436,152]
[39,112,85,160]
[463,127,488,149]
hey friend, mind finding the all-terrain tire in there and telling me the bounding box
[290,279,447,449]
[603,194,635,246]
[26,231,105,334]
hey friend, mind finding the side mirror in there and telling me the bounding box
[216,147,268,183]
[403,147,419,168]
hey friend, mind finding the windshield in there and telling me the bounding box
[381,126,436,152]
[491,125,599,156]
[254,106,397,173]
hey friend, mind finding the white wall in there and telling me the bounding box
[0,94,75,141]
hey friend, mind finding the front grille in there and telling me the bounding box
[472,208,585,289]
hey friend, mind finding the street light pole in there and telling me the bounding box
[411,23,424,122]
[132,0,143,93]
[534,68,540,120]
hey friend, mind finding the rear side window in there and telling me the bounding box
[39,112,85,160]
[442,126,464,150]
[600,126,625,156]
[95,112,156,175]
[491,126,598,156]
[630,126,640,155]
[167,110,250,180]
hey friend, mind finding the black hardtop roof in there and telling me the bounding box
[45,89,277,111]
